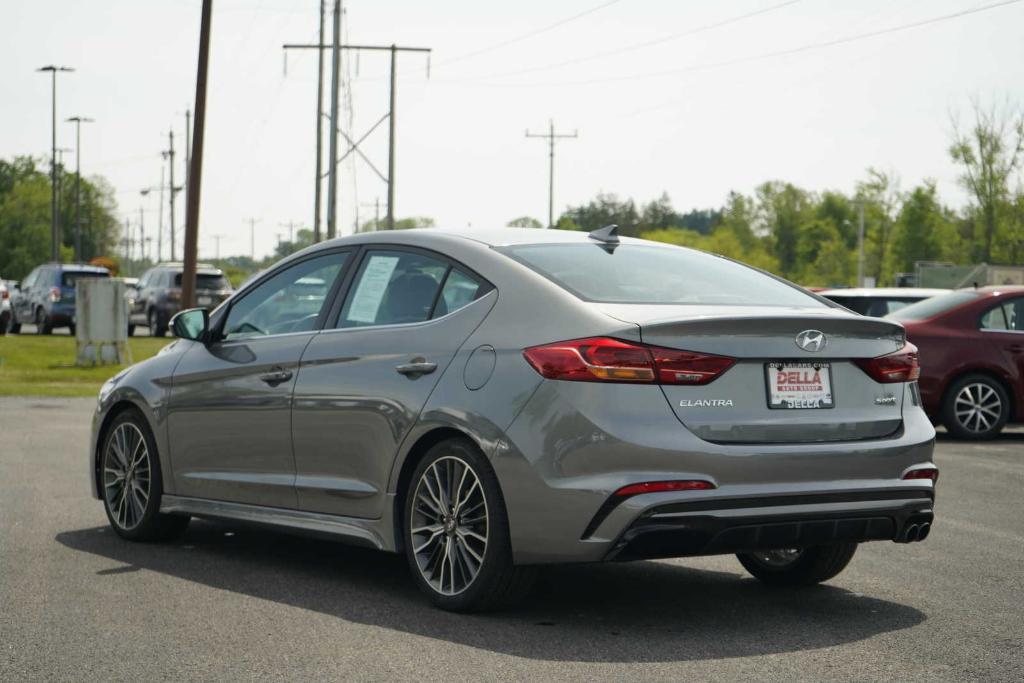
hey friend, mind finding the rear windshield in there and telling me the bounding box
[826,296,922,317]
[497,243,825,307]
[174,273,230,290]
[61,270,108,288]
[886,291,981,321]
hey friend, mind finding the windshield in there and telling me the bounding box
[497,243,825,307]
[174,273,230,290]
[61,271,108,288]
[886,291,981,321]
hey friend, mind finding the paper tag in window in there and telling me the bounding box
[347,255,399,323]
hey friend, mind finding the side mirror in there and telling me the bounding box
[170,308,209,341]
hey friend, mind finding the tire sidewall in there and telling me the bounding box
[402,437,513,611]
[101,409,168,540]
[942,374,1009,440]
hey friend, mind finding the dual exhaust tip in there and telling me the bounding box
[902,522,931,542]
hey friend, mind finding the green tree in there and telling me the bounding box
[559,193,640,235]
[754,181,811,279]
[506,216,543,228]
[856,169,900,285]
[890,182,951,274]
[949,99,1024,263]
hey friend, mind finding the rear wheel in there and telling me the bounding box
[7,310,20,334]
[101,409,190,541]
[737,543,857,586]
[942,374,1009,440]
[403,437,536,612]
[35,308,52,334]
[0,311,8,335]
[149,309,167,337]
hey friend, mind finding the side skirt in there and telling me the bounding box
[160,494,396,551]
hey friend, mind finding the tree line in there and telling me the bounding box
[545,101,1024,286]
[0,157,121,280]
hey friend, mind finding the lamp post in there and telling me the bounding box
[37,65,74,261]
[66,116,94,262]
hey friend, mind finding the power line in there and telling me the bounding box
[447,0,1024,88]
[526,121,578,229]
[435,0,624,67]
[463,0,801,81]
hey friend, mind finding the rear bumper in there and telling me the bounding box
[607,491,933,561]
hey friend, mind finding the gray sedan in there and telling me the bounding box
[89,227,937,611]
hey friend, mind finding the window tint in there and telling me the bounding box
[436,268,482,317]
[887,291,982,321]
[222,252,347,340]
[498,243,824,307]
[981,299,1023,331]
[337,250,448,328]
[61,270,109,288]
[981,304,1010,330]
[174,272,230,290]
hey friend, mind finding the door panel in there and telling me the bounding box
[292,291,495,519]
[166,250,351,507]
[167,335,314,507]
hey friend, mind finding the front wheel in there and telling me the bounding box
[149,309,167,337]
[101,409,190,541]
[737,543,857,586]
[403,437,536,612]
[35,308,52,335]
[941,374,1009,440]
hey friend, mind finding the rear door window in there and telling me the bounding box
[981,299,1024,331]
[337,251,449,328]
[61,270,109,288]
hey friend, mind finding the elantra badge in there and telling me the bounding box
[795,330,827,352]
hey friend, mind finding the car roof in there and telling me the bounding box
[820,287,951,297]
[319,226,654,249]
[958,285,1024,296]
[55,263,109,273]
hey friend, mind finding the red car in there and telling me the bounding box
[888,286,1024,439]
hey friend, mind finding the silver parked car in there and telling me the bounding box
[89,227,937,611]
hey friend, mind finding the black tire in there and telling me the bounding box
[100,408,190,542]
[7,310,20,334]
[0,311,8,335]
[149,309,167,338]
[68,323,76,336]
[127,324,136,337]
[403,437,536,612]
[35,308,52,335]
[941,373,1009,440]
[737,543,858,586]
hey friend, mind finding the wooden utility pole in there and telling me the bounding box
[181,0,212,310]
[526,120,577,229]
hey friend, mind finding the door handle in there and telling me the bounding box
[395,359,437,377]
[259,368,293,387]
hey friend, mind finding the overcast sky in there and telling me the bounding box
[3,0,1023,261]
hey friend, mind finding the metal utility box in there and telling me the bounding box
[75,278,130,366]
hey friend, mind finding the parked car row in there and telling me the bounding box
[2,261,233,337]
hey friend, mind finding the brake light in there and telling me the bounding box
[903,467,939,482]
[166,288,181,302]
[855,343,920,383]
[613,480,716,497]
[522,337,735,385]
[49,287,61,303]
[1,288,8,300]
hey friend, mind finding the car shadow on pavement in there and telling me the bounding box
[56,521,925,663]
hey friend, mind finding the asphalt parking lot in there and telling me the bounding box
[1,397,1021,681]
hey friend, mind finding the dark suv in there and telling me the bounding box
[128,263,233,336]
[9,263,109,334]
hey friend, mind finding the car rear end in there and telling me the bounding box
[160,270,234,319]
[489,237,937,565]
[52,267,110,327]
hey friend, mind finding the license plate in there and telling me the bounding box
[198,296,212,306]
[765,362,834,409]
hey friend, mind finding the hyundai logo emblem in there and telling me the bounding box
[795,329,827,352]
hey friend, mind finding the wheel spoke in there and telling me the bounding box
[103,423,152,531]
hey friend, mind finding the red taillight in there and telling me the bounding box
[1,289,8,300]
[903,467,939,482]
[49,287,61,303]
[855,343,920,383]
[522,337,735,385]
[613,480,716,497]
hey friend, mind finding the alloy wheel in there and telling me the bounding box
[750,548,803,568]
[954,382,1002,434]
[103,422,152,530]
[409,456,489,596]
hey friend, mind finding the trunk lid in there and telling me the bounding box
[600,304,908,444]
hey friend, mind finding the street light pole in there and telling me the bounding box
[38,65,74,261]
[66,116,94,262]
